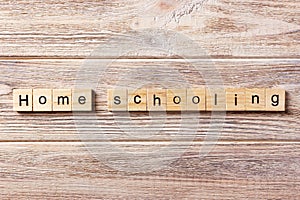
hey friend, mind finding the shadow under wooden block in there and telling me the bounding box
[53,89,72,111]
[186,88,206,111]
[147,89,166,111]
[33,89,52,112]
[107,89,128,111]
[128,89,147,111]
[245,88,266,111]
[265,88,285,111]
[206,88,226,111]
[225,88,245,111]
[166,89,187,111]
[13,89,33,112]
[72,89,93,111]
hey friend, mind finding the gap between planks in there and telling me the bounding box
[0,140,300,144]
[0,57,300,60]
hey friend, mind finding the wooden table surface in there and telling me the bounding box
[0,0,299,199]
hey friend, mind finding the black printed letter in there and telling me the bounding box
[19,95,29,106]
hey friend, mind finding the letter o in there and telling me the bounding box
[192,96,200,104]
[39,96,47,104]
[173,96,181,104]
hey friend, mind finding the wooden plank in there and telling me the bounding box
[0,142,299,199]
[1,178,299,200]
[0,59,299,141]
[0,0,299,57]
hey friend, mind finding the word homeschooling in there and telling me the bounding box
[108,88,285,111]
[13,88,285,112]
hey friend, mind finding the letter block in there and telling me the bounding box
[72,89,93,111]
[265,88,285,111]
[186,88,206,111]
[147,89,167,111]
[166,89,186,111]
[245,88,265,111]
[206,88,226,111]
[128,89,147,111]
[225,88,246,111]
[107,89,128,111]
[33,89,52,112]
[13,89,33,112]
[53,89,72,111]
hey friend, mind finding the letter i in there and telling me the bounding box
[235,94,238,106]
[214,94,217,105]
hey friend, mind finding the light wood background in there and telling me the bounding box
[0,0,299,199]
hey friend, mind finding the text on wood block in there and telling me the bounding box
[107,88,285,112]
[13,89,93,112]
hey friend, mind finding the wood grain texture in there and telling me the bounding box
[0,0,299,58]
[0,142,299,199]
[1,0,300,198]
[0,59,299,142]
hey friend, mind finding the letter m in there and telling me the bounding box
[57,96,69,105]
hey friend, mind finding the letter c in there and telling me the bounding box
[134,95,141,104]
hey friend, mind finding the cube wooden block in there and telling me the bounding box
[265,88,285,111]
[107,89,128,111]
[166,89,186,111]
[245,88,265,111]
[225,88,246,111]
[147,89,166,111]
[206,88,226,111]
[186,88,206,111]
[13,89,33,112]
[72,89,93,111]
[53,89,72,111]
[33,89,52,112]
[128,89,147,111]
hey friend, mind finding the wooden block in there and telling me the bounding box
[53,89,72,111]
[33,89,52,112]
[147,89,166,111]
[166,89,186,111]
[107,89,128,111]
[128,89,147,111]
[265,88,285,111]
[206,88,226,111]
[225,88,246,111]
[245,88,266,111]
[186,88,206,111]
[13,89,33,112]
[72,89,93,111]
